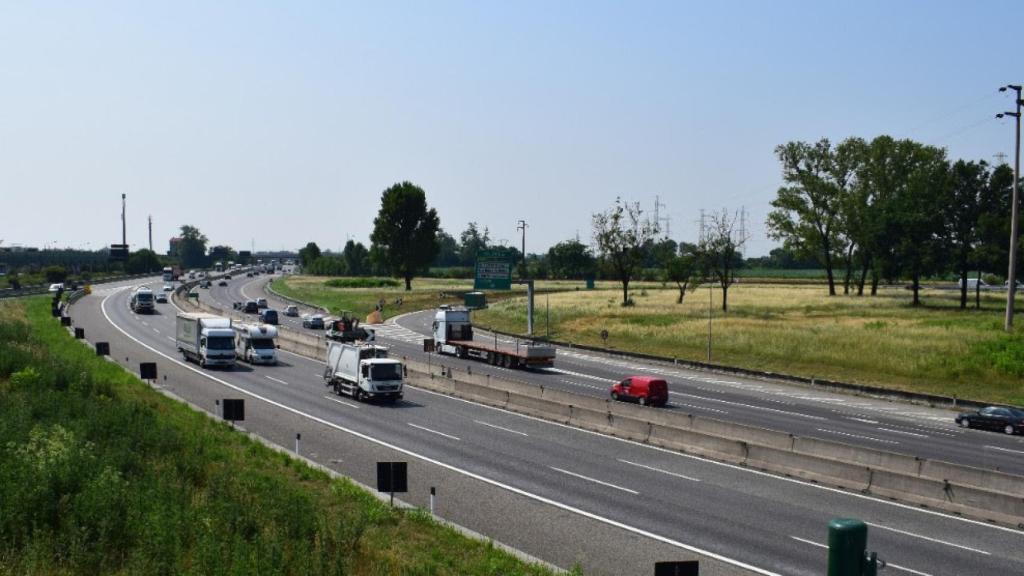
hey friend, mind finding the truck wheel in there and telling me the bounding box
[353,389,363,402]
[502,355,511,368]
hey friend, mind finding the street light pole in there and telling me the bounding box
[998,84,1022,332]
[517,220,528,278]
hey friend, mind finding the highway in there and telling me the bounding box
[226,272,1024,477]
[69,274,1024,576]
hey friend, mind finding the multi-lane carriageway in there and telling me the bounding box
[71,275,1024,576]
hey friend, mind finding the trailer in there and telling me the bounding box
[322,342,404,402]
[176,312,236,368]
[431,306,555,369]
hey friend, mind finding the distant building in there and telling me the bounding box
[168,237,182,257]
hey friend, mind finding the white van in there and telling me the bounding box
[958,278,989,290]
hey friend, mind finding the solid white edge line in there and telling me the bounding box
[549,466,639,495]
[474,420,529,436]
[322,395,360,409]
[100,288,781,576]
[618,459,701,482]
[407,385,1024,536]
[265,375,289,386]
[984,445,1024,456]
[866,522,989,555]
[408,422,461,441]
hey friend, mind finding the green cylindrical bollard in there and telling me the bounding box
[827,518,868,576]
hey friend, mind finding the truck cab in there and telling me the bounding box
[433,306,473,353]
[130,287,156,313]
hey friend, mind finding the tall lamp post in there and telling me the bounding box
[997,84,1022,332]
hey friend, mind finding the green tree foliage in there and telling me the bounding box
[177,225,209,269]
[307,255,347,276]
[664,251,699,304]
[42,266,67,283]
[943,160,989,309]
[432,230,460,267]
[698,209,747,311]
[976,164,1019,307]
[298,242,321,268]
[769,138,861,296]
[592,198,658,306]
[369,182,441,291]
[208,245,235,264]
[342,240,370,276]
[547,239,596,280]
[458,222,490,267]
[126,249,162,274]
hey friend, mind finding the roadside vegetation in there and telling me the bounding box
[474,285,1024,405]
[0,297,561,575]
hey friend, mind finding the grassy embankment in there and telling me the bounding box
[0,297,561,575]
[474,284,1024,405]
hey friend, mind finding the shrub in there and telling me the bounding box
[324,277,400,289]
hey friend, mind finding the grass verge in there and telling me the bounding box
[0,296,562,575]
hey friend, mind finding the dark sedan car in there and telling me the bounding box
[956,406,1024,435]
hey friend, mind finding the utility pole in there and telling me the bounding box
[148,215,153,252]
[517,220,528,278]
[121,194,127,248]
[738,207,747,258]
[998,84,1022,332]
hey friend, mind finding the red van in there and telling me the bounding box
[610,376,668,407]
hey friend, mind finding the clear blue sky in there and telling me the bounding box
[1,1,1021,257]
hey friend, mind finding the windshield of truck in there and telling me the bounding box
[206,336,234,350]
[250,338,274,351]
[371,364,402,381]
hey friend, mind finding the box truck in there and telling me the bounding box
[322,342,404,402]
[176,312,236,368]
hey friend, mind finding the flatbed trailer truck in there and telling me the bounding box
[431,306,555,369]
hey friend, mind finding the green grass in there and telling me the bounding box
[0,297,562,575]
[474,284,1024,406]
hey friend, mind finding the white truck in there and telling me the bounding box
[176,312,236,368]
[322,342,404,402]
[233,323,279,365]
[432,306,556,369]
[129,287,155,314]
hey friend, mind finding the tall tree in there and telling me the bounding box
[126,249,162,274]
[458,222,490,267]
[177,225,208,269]
[943,160,989,309]
[699,209,747,311]
[547,239,596,279]
[370,181,441,290]
[977,164,1017,308]
[342,240,370,276]
[298,242,322,268]
[664,247,699,304]
[768,138,860,296]
[433,230,460,267]
[592,198,658,306]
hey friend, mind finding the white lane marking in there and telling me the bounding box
[323,395,360,409]
[265,375,289,386]
[866,522,989,555]
[550,466,639,495]
[141,321,149,326]
[547,367,618,383]
[101,294,1017,575]
[790,536,934,576]
[167,336,176,342]
[475,420,529,436]
[876,427,928,438]
[984,445,1024,455]
[618,459,700,482]
[848,417,879,424]
[153,328,160,334]
[790,536,825,549]
[409,386,1024,536]
[408,422,461,441]
[673,392,827,420]
[671,402,728,414]
[816,428,900,445]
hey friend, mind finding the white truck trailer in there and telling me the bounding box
[129,287,156,314]
[322,342,404,402]
[233,323,279,365]
[176,312,236,368]
[432,306,556,369]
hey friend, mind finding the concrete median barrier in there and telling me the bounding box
[647,423,749,463]
[745,444,873,491]
[453,380,511,409]
[508,394,573,424]
[920,459,1024,495]
[867,469,1024,525]
[691,416,795,452]
[792,436,922,477]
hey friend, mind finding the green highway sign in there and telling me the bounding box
[474,249,513,290]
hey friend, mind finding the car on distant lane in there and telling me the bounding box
[155,292,168,303]
[217,279,228,286]
[284,305,299,317]
[956,406,1024,435]
[301,314,324,329]
[610,376,668,407]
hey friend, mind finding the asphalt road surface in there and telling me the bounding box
[67,275,1024,576]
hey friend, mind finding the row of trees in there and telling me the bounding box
[768,136,1020,307]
